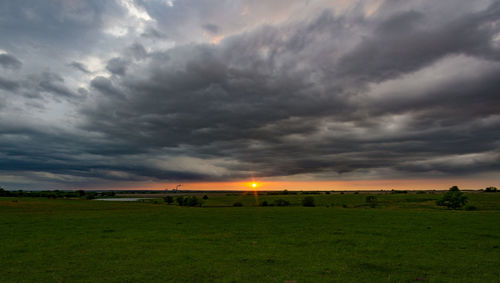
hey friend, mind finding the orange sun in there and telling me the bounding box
[252,183,257,188]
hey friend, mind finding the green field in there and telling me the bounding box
[1,192,500,282]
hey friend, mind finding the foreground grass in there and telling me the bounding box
[1,194,499,282]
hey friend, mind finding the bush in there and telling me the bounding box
[485,187,498,193]
[261,201,268,206]
[274,199,290,206]
[185,196,202,206]
[365,195,377,208]
[85,193,96,200]
[163,196,174,204]
[202,194,209,200]
[436,186,467,209]
[176,196,184,206]
[233,202,243,207]
[302,196,315,207]
[174,196,202,206]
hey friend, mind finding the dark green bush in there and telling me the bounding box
[163,196,174,204]
[184,196,202,207]
[365,195,377,208]
[261,201,268,206]
[436,186,467,209]
[274,199,290,206]
[85,193,96,200]
[176,196,184,206]
[233,202,243,207]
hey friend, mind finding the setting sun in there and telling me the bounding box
[252,183,257,188]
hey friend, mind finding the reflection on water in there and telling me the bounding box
[95,198,151,202]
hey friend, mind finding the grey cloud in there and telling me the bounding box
[141,27,167,39]
[0,76,20,91]
[35,71,79,98]
[69,61,91,74]
[0,54,22,70]
[2,0,500,189]
[336,4,500,84]
[127,43,148,60]
[77,3,500,181]
[202,23,219,34]
[106,57,128,75]
[90,76,124,97]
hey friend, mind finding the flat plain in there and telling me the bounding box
[1,192,499,282]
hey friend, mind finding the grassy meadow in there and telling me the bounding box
[1,191,500,282]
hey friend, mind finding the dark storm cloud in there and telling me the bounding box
[0,76,20,91]
[128,43,148,60]
[106,57,128,76]
[35,71,80,99]
[90,76,124,97]
[337,4,500,83]
[0,0,123,51]
[75,2,500,182]
[1,0,500,189]
[0,54,22,70]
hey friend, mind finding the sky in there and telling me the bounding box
[0,0,499,191]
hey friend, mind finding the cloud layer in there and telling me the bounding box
[1,0,499,189]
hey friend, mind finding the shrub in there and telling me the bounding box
[436,186,467,209]
[233,202,243,207]
[183,196,202,207]
[274,199,290,206]
[176,196,184,206]
[302,196,315,207]
[202,194,209,200]
[365,195,377,208]
[261,201,269,206]
[163,196,174,204]
[85,193,96,200]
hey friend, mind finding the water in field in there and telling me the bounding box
[95,198,151,202]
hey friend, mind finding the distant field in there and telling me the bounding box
[1,192,500,282]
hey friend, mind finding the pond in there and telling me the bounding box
[95,198,152,202]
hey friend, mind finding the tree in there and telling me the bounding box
[202,195,209,200]
[485,187,498,193]
[436,186,467,209]
[302,196,315,207]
